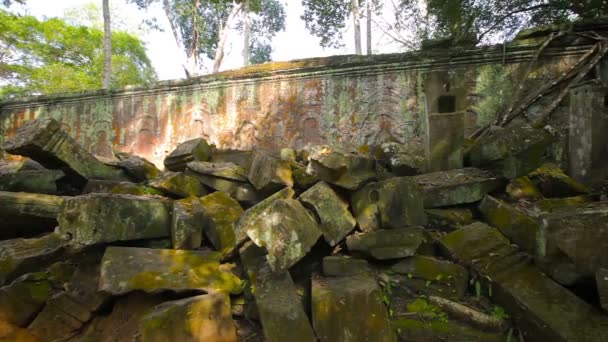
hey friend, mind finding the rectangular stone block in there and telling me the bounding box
[99,247,243,295]
[0,191,64,235]
[425,111,464,172]
[439,223,608,342]
[57,193,171,246]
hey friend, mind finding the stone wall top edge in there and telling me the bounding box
[0,42,593,110]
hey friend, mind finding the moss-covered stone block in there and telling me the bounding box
[505,176,543,201]
[57,193,171,246]
[199,191,243,256]
[83,180,164,196]
[352,177,427,231]
[0,272,51,327]
[164,138,211,172]
[322,256,370,277]
[248,150,293,193]
[0,191,64,236]
[171,197,204,250]
[307,145,376,190]
[392,317,505,342]
[239,242,316,342]
[299,181,356,246]
[415,168,505,208]
[245,198,321,273]
[0,233,64,286]
[149,171,207,198]
[425,208,475,231]
[377,141,426,176]
[528,163,591,198]
[312,273,395,342]
[115,152,160,182]
[0,169,64,195]
[99,247,243,295]
[346,227,429,260]
[597,268,608,312]
[140,293,237,342]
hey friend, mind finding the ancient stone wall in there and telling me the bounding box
[0,39,595,167]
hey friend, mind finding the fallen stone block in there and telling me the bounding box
[532,195,595,213]
[186,161,250,198]
[479,195,539,254]
[351,177,427,231]
[209,149,253,171]
[291,161,319,189]
[233,187,295,247]
[140,293,237,342]
[414,168,505,208]
[597,268,608,312]
[149,171,207,198]
[2,117,129,182]
[528,163,591,197]
[239,242,316,342]
[439,222,608,342]
[392,317,505,342]
[82,179,163,196]
[346,227,429,260]
[0,273,52,327]
[387,256,469,300]
[312,273,395,342]
[57,193,171,246]
[307,145,376,190]
[539,201,608,277]
[199,191,243,256]
[425,208,474,231]
[505,176,543,201]
[248,150,293,193]
[467,122,555,178]
[171,197,204,250]
[299,181,356,246]
[0,169,64,195]
[246,198,321,272]
[99,247,243,295]
[28,292,92,340]
[322,256,370,277]
[377,141,426,176]
[0,233,65,286]
[164,137,211,171]
[0,191,64,235]
[115,152,161,182]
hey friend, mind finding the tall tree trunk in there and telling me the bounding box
[188,0,201,76]
[162,0,192,78]
[366,0,372,55]
[213,3,243,73]
[242,0,251,67]
[102,0,112,89]
[352,0,362,55]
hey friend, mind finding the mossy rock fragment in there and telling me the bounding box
[199,191,243,256]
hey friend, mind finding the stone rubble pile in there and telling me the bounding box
[1,117,608,342]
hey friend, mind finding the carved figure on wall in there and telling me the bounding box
[234,121,258,150]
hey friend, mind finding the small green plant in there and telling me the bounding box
[506,328,514,342]
[407,298,449,323]
[475,280,482,299]
[492,306,509,320]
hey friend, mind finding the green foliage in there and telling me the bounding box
[473,65,514,126]
[491,306,509,320]
[0,9,156,98]
[407,298,449,323]
[301,0,350,49]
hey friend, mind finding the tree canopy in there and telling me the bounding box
[0,9,156,98]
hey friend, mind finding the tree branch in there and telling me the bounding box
[478,4,551,42]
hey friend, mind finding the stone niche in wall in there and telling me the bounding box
[0,27,603,167]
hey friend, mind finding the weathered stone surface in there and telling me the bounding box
[346,227,428,260]
[528,163,590,197]
[307,145,376,190]
[0,320,36,342]
[351,177,427,231]
[246,198,321,272]
[248,150,293,192]
[425,208,474,231]
[57,193,171,246]
[99,247,243,295]
[239,242,316,342]
[377,141,425,176]
[171,198,204,250]
[539,201,608,277]
[414,168,505,208]
[0,233,64,286]
[312,273,395,342]
[505,176,543,201]
[426,111,464,172]
[141,293,237,342]
[0,273,51,326]
[392,318,505,342]
[186,161,249,198]
[199,191,243,255]
[322,256,370,277]
[164,138,211,171]
[209,149,253,171]
[0,169,64,195]
[0,191,64,235]
[299,181,356,246]
[149,171,207,198]
[2,117,129,181]
[233,187,295,246]
[291,161,319,189]
[597,268,608,312]
[532,195,595,213]
[468,122,556,179]
[82,179,163,196]
[115,152,161,182]
[479,195,539,254]
[388,256,469,299]
[439,223,608,342]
